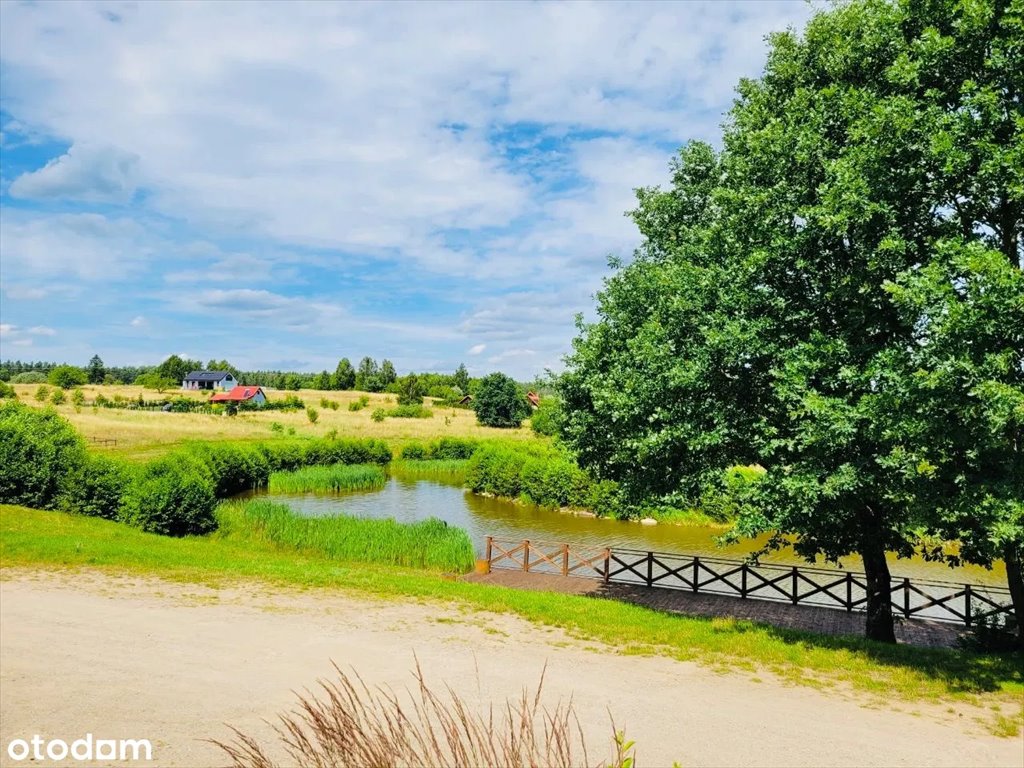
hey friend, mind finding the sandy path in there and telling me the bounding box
[0,570,1019,768]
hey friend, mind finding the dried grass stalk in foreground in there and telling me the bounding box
[212,660,636,768]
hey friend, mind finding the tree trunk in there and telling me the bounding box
[1002,542,1024,649]
[861,537,896,643]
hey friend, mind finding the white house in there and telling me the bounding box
[182,370,237,391]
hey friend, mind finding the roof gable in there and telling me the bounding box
[184,370,232,382]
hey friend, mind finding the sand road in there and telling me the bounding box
[0,570,1020,768]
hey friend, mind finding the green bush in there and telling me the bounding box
[401,442,429,460]
[50,389,67,405]
[0,381,16,399]
[58,454,129,520]
[474,373,529,428]
[428,437,478,460]
[71,388,86,406]
[306,406,319,424]
[47,365,89,389]
[319,397,340,411]
[10,371,47,384]
[387,404,433,419]
[0,401,86,509]
[371,408,386,422]
[530,397,562,437]
[35,385,50,402]
[119,456,217,536]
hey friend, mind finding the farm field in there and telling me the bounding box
[9,383,540,461]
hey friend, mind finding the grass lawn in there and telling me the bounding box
[2,503,1021,732]
[9,384,540,462]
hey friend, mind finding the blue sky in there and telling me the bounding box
[0,1,814,378]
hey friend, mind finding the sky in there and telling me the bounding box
[0,0,815,379]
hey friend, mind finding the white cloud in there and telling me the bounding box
[27,325,56,336]
[9,143,140,203]
[467,343,486,356]
[129,315,146,327]
[0,324,14,337]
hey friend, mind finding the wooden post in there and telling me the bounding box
[692,557,700,593]
[903,577,911,618]
[603,548,611,584]
[485,536,493,565]
[846,572,853,612]
[791,567,798,605]
[562,544,569,577]
[741,563,748,598]
[523,540,530,572]
[646,551,654,587]
[965,584,972,627]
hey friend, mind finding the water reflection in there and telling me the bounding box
[238,475,1005,586]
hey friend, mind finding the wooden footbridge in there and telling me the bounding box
[483,536,1015,627]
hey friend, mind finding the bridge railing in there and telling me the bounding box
[483,536,1015,627]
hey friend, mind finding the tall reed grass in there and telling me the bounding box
[213,661,637,768]
[216,499,474,571]
[268,464,387,494]
[389,459,469,485]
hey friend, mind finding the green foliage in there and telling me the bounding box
[120,456,217,536]
[268,464,387,494]
[348,395,370,412]
[0,381,15,399]
[529,396,562,437]
[49,389,66,405]
[559,0,1024,642]
[355,357,382,392]
[135,372,177,392]
[10,371,46,384]
[371,408,386,422]
[58,454,129,520]
[400,442,429,460]
[466,443,594,510]
[319,397,340,411]
[958,611,1022,655]
[306,406,319,424]
[156,354,202,384]
[474,372,529,428]
[379,359,397,388]
[47,365,88,389]
[396,373,425,406]
[87,355,105,384]
[70,388,85,406]
[386,404,433,419]
[0,401,86,509]
[332,358,356,390]
[215,499,474,572]
[453,363,470,394]
[400,437,479,462]
[34,385,50,402]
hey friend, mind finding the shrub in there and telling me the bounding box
[319,397,340,411]
[183,442,271,496]
[71,388,85,406]
[348,394,371,412]
[388,404,433,419]
[530,397,562,437]
[119,456,217,536]
[135,373,177,392]
[58,454,129,520]
[371,408,386,422]
[0,401,86,509]
[50,389,67,405]
[269,421,284,433]
[10,371,47,384]
[0,381,16,399]
[306,406,319,424]
[401,442,429,460]
[94,392,110,407]
[474,373,529,428]
[48,365,89,389]
[428,437,478,460]
[35,385,50,402]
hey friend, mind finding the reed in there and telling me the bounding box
[389,459,469,484]
[212,661,637,768]
[216,499,474,571]
[268,464,387,494]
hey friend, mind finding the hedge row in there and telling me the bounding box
[399,437,479,461]
[0,402,392,536]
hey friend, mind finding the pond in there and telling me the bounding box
[239,471,1006,587]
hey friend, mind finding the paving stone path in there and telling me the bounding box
[464,569,965,648]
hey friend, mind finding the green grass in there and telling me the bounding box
[268,463,387,493]
[215,499,473,571]
[389,458,469,484]
[1,504,1022,720]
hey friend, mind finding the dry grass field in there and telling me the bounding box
[10,384,539,461]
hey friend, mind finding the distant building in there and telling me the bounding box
[458,394,473,406]
[209,386,267,405]
[182,371,237,391]
[526,391,540,409]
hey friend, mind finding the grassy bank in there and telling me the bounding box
[268,464,387,494]
[2,504,1021,721]
[215,499,473,571]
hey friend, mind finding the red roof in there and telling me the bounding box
[526,391,540,407]
[210,386,264,403]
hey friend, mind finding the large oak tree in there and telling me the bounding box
[560,0,1022,643]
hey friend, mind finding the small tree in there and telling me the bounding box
[380,359,397,388]
[332,358,356,390]
[34,385,50,402]
[396,374,424,406]
[453,363,470,394]
[306,406,319,424]
[87,355,105,384]
[474,373,529,428]
[48,365,88,389]
[355,357,381,392]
